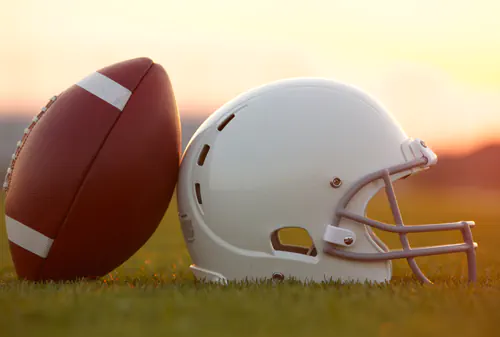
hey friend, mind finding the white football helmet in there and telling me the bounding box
[177,78,477,284]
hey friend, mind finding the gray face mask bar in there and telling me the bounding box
[324,157,478,284]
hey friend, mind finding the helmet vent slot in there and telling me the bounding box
[195,183,203,204]
[198,145,210,166]
[217,114,235,131]
[270,227,317,257]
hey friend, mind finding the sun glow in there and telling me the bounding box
[2,0,500,151]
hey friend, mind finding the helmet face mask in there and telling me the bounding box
[325,150,477,284]
[177,78,478,285]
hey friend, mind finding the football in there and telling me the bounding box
[2,57,181,281]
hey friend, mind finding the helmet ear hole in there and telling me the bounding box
[270,227,317,257]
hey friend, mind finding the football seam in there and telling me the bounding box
[36,62,155,279]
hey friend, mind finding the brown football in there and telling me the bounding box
[2,57,181,281]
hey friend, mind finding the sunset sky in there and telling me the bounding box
[1,0,500,153]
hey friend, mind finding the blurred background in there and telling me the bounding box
[1,0,500,202]
[2,0,500,150]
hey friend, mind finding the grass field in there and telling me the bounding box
[1,186,500,337]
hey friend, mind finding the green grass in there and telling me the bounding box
[1,186,500,337]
